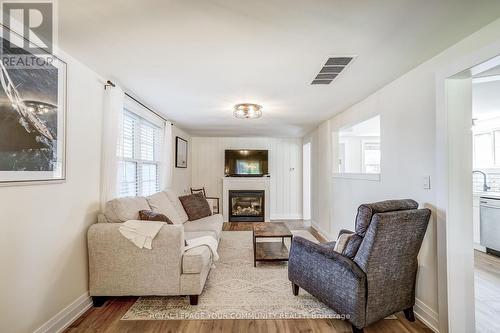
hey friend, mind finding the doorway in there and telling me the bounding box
[437,52,500,333]
[471,64,500,333]
[303,141,311,221]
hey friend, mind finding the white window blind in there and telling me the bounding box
[118,107,163,197]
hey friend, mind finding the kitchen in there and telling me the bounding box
[472,67,500,333]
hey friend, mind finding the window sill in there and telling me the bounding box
[333,173,381,181]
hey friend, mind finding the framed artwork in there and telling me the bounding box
[206,197,220,214]
[175,136,188,168]
[0,24,67,185]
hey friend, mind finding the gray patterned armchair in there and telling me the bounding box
[288,200,431,333]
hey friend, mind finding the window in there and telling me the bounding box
[362,141,381,173]
[335,115,381,180]
[473,132,493,168]
[118,107,163,197]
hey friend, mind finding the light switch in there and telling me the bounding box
[423,176,431,190]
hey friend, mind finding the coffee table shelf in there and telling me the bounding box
[255,242,289,261]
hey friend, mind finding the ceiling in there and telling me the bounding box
[58,0,500,137]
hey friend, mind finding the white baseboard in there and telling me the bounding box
[270,214,303,220]
[310,221,333,240]
[414,298,439,333]
[33,292,92,333]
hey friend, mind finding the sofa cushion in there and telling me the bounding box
[355,199,418,237]
[104,196,150,223]
[165,189,189,223]
[146,192,184,224]
[182,245,212,274]
[179,193,212,221]
[139,210,173,224]
[183,214,224,241]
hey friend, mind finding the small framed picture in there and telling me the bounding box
[175,136,188,168]
[206,197,220,214]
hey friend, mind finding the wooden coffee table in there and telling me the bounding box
[252,222,293,267]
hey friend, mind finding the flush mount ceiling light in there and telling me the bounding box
[233,103,263,119]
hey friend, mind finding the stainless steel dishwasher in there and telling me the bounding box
[480,197,500,255]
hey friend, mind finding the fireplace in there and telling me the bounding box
[228,190,265,222]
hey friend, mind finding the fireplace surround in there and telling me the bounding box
[229,190,265,222]
[222,176,271,222]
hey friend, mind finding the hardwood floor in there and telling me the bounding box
[475,250,500,333]
[65,221,433,333]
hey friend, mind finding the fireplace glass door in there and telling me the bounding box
[229,190,265,222]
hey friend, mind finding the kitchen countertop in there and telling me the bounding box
[474,191,500,199]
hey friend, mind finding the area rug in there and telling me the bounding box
[122,230,345,320]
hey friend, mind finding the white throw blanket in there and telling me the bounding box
[119,220,165,249]
[185,235,220,261]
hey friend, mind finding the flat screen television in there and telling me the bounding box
[225,150,268,177]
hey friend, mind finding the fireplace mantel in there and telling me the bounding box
[222,177,271,222]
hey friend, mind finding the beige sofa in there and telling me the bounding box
[87,190,223,306]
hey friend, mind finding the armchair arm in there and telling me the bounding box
[288,236,367,328]
[88,223,184,296]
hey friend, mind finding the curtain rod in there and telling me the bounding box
[105,80,173,125]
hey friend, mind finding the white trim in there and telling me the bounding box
[270,214,303,220]
[414,298,439,333]
[33,292,92,333]
[332,172,381,181]
[472,74,500,83]
[435,37,500,333]
[311,221,333,240]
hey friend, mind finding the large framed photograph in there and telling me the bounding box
[0,25,67,185]
[175,136,188,168]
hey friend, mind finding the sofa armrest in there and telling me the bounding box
[288,236,367,328]
[88,223,184,296]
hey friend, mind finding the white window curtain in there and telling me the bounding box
[161,122,173,190]
[100,85,125,210]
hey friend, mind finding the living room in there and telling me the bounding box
[2,2,500,333]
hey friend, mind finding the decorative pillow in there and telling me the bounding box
[146,192,184,224]
[178,193,212,221]
[333,232,358,257]
[139,210,173,224]
[165,189,189,223]
[342,234,363,259]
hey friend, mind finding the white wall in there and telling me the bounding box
[172,126,192,195]
[0,54,193,333]
[191,137,302,219]
[307,17,500,332]
[0,53,105,333]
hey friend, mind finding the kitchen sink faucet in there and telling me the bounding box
[473,170,491,192]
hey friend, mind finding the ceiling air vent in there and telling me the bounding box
[311,56,355,85]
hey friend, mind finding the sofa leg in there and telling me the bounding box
[189,295,199,305]
[292,283,299,296]
[92,296,108,307]
[351,324,364,333]
[404,307,415,322]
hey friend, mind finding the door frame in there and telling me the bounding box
[303,141,312,220]
[436,40,500,333]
